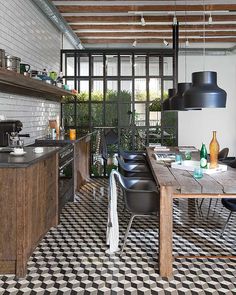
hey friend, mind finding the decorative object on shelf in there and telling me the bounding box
[5,55,21,73]
[209,130,220,169]
[20,63,30,74]
[0,49,5,68]
[184,71,227,109]
[170,83,191,111]
[163,88,176,111]
[69,129,76,140]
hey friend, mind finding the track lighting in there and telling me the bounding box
[208,13,213,24]
[163,39,169,46]
[141,15,146,26]
[173,15,177,25]
[132,40,137,47]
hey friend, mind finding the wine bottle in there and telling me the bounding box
[200,143,208,168]
[209,131,220,168]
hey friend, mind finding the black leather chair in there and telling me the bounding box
[117,156,153,179]
[113,171,159,253]
[218,148,229,161]
[119,150,147,164]
[220,198,236,237]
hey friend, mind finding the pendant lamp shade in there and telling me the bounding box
[170,83,191,111]
[163,88,176,111]
[183,71,227,109]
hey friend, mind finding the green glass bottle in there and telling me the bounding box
[200,143,208,168]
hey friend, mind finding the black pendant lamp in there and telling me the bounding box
[184,71,227,109]
[170,83,191,111]
[163,88,176,111]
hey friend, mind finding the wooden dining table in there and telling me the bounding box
[146,147,236,278]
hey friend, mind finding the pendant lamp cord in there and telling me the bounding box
[203,0,206,71]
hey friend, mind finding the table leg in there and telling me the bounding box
[159,185,173,278]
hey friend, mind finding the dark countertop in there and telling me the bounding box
[35,132,93,145]
[0,146,60,168]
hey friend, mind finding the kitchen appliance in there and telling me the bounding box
[0,120,30,147]
[32,140,74,213]
[5,55,21,73]
[0,49,5,68]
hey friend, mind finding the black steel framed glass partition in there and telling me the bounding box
[61,49,178,177]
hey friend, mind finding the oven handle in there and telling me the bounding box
[59,158,73,171]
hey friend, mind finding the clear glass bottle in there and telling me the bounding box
[200,143,208,168]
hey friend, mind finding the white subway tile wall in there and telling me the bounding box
[0,0,64,144]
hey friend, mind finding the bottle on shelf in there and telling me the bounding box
[209,131,220,168]
[200,143,208,168]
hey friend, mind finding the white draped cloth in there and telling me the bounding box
[106,169,119,253]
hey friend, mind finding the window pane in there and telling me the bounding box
[121,55,132,76]
[119,103,132,127]
[134,78,146,101]
[106,55,118,76]
[134,103,146,126]
[62,103,75,126]
[80,55,89,76]
[66,55,74,76]
[92,55,103,76]
[76,103,89,126]
[163,57,173,76]
[106,80,118,101]
[149,78,161,101]
[105,103,118,126]
[91,103,103,126]
[91,80,103,101]
[78,80,89,101]
[134,55,146,76]
[149,56,159,76]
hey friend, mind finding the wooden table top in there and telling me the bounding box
[146,147,236,195]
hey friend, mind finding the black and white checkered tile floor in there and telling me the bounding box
[1,179,236,294]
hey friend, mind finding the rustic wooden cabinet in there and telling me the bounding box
[0,152,58,277]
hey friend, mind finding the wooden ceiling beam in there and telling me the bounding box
[57,4,236,13]
[71,24,236,30]
[81,37,236,43]
[64,15,236,23]
[77,31,236,37]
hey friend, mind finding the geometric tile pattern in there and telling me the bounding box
[1,179,236,294]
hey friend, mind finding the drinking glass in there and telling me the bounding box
[175,154,182,164]
[185,151,191,160]
[193,167,203,179]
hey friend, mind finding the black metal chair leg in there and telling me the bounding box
[207,198,212,218]
[220,211,233,238]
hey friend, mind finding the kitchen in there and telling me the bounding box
[0,0,236,294]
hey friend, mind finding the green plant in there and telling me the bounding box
[149,98,162,111]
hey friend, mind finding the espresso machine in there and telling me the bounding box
[0,120,29,147]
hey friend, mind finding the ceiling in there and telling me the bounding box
[52,0,236,49]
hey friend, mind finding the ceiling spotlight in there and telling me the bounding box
[141,15,146,26]
[208,13,213,24]
[132,40,137,47]
[185,39,190,47]
[163,39,169,46]
[173,15,178,25]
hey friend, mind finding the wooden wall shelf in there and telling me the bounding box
[0,68,72,101]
